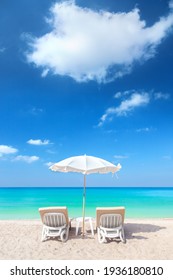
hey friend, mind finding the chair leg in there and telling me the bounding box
[98,228,106,243]
[41,227,46,242]
[76,220,80,236]
[120,228,126,243]
[60,227,69,242]
[89,218,94,236]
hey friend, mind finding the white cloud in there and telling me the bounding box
[27,139,50,145]
[98,92,150,126]
[169,0,173,9]
[0,145,18,156]
[0,47,5,53]
[14,155,39,163]
[99,88,171,126]
[26,1,173,83]
[114,155,128,159]
[29,107,44,115]
[115,93,150,115]
[136,127,155,133]
[114,92,123,99]
[45,161,55,167]
[114,90,134,99]
[41,69,49,77]
[154,92,170,100]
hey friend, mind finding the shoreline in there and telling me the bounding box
[0,218,173,260]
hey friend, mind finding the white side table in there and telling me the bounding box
[75,217,94,236]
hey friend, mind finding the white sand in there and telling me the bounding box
[0,219,173,260]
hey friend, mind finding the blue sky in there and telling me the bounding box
[0,0,173,187]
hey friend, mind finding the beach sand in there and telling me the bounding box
[0,219,173,260]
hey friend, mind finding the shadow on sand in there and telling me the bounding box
[124,222,166,240]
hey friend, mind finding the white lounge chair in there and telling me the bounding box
[39,207,70,242]
[96,207,126,243]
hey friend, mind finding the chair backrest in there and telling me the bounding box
[96,207,125,228]
[39,207,69,225]
[43,212,66,227]
[99,214,122,228]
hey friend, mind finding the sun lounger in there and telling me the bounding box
[96,207,126,243]
[39,207,70,242]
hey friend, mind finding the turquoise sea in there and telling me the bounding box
[0,187,173,219]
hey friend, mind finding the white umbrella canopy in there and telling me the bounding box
[50,155,121,174]
[49,155,122,237]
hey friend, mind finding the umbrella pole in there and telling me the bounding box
[82,174,86,238]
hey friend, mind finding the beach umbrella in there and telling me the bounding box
[49,155,121,237]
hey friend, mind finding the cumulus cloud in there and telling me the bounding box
[26,1,173,83]
[27,139,50,145]
[0,145,18,156]
[98,91,150,126]
[14,155,39,163]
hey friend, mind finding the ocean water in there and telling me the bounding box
[0,187,173,219]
